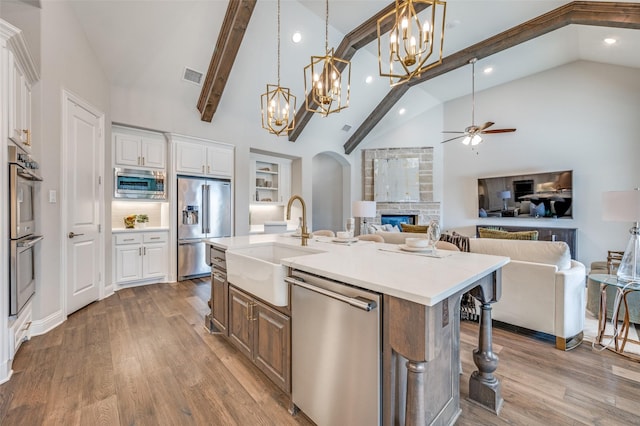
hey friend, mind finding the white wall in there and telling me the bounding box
[441,60,640,268]
[312,153,344,232]
[35,1,110,324]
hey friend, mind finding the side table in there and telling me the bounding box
[589,273,640,357]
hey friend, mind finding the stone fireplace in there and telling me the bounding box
[363,147,440,227]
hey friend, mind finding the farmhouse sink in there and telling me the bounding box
[225,243,324,306]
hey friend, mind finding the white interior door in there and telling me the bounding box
[64,93,104,315]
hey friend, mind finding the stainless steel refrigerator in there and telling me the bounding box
[177,176,231,280]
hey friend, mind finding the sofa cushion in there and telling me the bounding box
[478,227,539,240]
[469,238,572,270]
[400,223,429,233]
[375,231,429,245]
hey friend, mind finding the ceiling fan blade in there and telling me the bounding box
[482,128,517,134]
[478,121,495,131]
[442,131,465,134]
[441,135,466,144]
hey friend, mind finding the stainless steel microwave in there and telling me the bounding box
[114,168,166,200]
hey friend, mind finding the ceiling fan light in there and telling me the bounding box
[462,135,471,145]
[471,134,483,145]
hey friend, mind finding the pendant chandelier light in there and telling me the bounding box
[377,0,447,87]
[303,0,350,116]
[261,0,296,136]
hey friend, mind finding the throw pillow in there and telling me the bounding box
[478,228,539,240]
[530,202,546,217]
[400,223,429,233]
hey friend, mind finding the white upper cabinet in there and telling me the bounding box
[3,20,39,154]
[113,126,166,170]
[174,136,234,178]
[175,140,206,175]
[206,144,234,177]
[10,56,31,149]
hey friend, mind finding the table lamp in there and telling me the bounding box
[352,201,376,235]
[602,189,640,282]
[498,190,511,211]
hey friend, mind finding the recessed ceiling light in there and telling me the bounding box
[292,32,302,43]
[483,67,493,74]
[365,75,373,84]
[604,37,617,45]
[398,108,406,115]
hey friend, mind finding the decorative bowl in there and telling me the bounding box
[405,237,429,248]
[336,231,351,239]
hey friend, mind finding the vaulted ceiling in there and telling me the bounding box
[67,0,640,153]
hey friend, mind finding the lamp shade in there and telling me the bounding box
[352,201,376,218]
[497,190,511,200]
[603,190,640,222]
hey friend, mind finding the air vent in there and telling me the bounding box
[341,124,352,132]
[183,67,203,85]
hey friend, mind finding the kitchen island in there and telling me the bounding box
[206,234,509,426]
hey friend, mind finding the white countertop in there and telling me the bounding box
[112,227,169,234]
[207,234,509,307]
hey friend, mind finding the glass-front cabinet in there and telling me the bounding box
[250,153,291,205]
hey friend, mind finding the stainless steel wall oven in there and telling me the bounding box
[8,146,43,317]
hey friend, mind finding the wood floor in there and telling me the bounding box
[1,279,639,425]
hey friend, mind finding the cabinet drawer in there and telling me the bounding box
[210,246,226,270]
[143,232,167,243]
[115,233,143,245]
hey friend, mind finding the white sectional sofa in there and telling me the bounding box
[469,238,586,350]
[374,230,431,245]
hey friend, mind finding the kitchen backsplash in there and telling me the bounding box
[111,201,168,229]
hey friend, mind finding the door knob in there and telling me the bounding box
[68,232,84,239]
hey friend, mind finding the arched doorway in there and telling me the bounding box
[311,152,350,233]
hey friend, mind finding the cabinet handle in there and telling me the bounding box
[139,247,142,256]
[207,165,210,173]
[142,157,145,166]
[143,247,147,255]
[138,156,141,165]
[23,129,31,146]
[246,302,252,321]
[202,165,205,173]
[123,238,134,241]
[149,237,160,240]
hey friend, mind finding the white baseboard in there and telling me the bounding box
[0,362,12,385]
[103,284,115,299]
[30,309,65,337]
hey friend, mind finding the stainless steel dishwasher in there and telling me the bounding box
[286,270,381,426]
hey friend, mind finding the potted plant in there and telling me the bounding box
[136,214,149,229]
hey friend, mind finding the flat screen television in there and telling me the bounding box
[477,170,573,219]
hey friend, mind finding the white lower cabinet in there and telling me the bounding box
[9,302,32,359]
[114,231,168,285]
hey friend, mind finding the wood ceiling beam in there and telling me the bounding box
[197,0,256,123]
[343,1,640,154]
[287,1,429,142]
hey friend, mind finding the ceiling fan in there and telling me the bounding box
[442,58,516,146]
